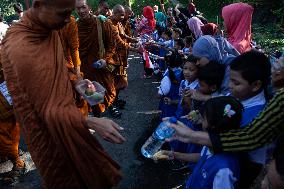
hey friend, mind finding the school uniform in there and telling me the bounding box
[186,146,240,189]
[238,91,275,188]
[158,67,182,119]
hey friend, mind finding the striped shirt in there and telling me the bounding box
[210,88,284,153]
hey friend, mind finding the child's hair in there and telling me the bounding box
[157,26,165,36]
[198,61,225,91]
[203,96,243,134]
[230,50,271,100]
[163,28,172,38]
[174,38,185,49]
[173,28,183,36]
[165,51,183,84]
[184,36,193,46]
[183,54,197,65]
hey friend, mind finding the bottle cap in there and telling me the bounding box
[169,117,177,123]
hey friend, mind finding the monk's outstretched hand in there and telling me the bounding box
[86,117,126,144]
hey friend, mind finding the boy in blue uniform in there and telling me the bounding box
[229,50,273,188]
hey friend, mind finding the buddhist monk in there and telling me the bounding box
[0,51,25,184]
[1,0,126,188]
[58,16,89,117]
[107,5,139,109]
[76,0,122,118]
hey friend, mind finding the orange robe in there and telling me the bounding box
[77,16,118,112]
[0,54,22,168]
[105,18,131,90]
[59,16,88,117]
[1,10,121,188]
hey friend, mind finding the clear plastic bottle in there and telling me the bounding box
[141,117,177,158]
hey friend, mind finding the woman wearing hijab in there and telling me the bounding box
[222,2,254,54]
[137,6,156,36]
[187,16,203,39]
[192,35,232,95]
[201,23,240,61]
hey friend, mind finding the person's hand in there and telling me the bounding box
[164,97,172,105]
[99,59,107,68]
[188,89,211,102]
[86,117,126,144]
[152,150,174,161]
[163,118,193,143]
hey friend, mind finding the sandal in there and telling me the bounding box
[113,99,126,109]
[108,106,122,118]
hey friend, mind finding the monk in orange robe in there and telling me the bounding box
[0,53,25,184]
[58,16,89,117]
[76,0,124,117]
[1,0,125,188]
[106,5,139,107]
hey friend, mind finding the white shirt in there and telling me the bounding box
[0,22,9,43]
[158,68,181,95]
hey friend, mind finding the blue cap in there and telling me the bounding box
[169,117,177,123]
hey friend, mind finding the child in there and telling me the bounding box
[192,35,231,95]
[185,96,242,189]
[173,38,184,51]
[169,61,225,169]
[182,36,194,55]
[158,51,183,119]
[160,96,242,189]
[172,28,182,40]
[175,55,199,118]
[229,50,273,188]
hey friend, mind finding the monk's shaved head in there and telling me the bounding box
[112,4,125,14]
[31,0,75,30]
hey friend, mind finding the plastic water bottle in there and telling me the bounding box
[141,117,177,158]
[92,60,103,69]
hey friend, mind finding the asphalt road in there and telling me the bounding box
[0,53,187,189]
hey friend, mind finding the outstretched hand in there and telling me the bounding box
[86,117,126,144]
[162,117,193,144]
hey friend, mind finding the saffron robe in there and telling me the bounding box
[1,10,121,188]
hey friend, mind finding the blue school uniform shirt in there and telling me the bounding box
[175,79,199,118]
[158,68,182,118]
[240,91,274,165]
[186,147,240,189]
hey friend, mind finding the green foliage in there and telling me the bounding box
[253,24,284,53]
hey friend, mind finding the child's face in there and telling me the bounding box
[229,69,261,101]
[183,61,198,82]
[162,32,170,40]
[172,31,179,40]
[198,80,216,95]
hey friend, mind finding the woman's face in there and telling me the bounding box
[195,57,210,67]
